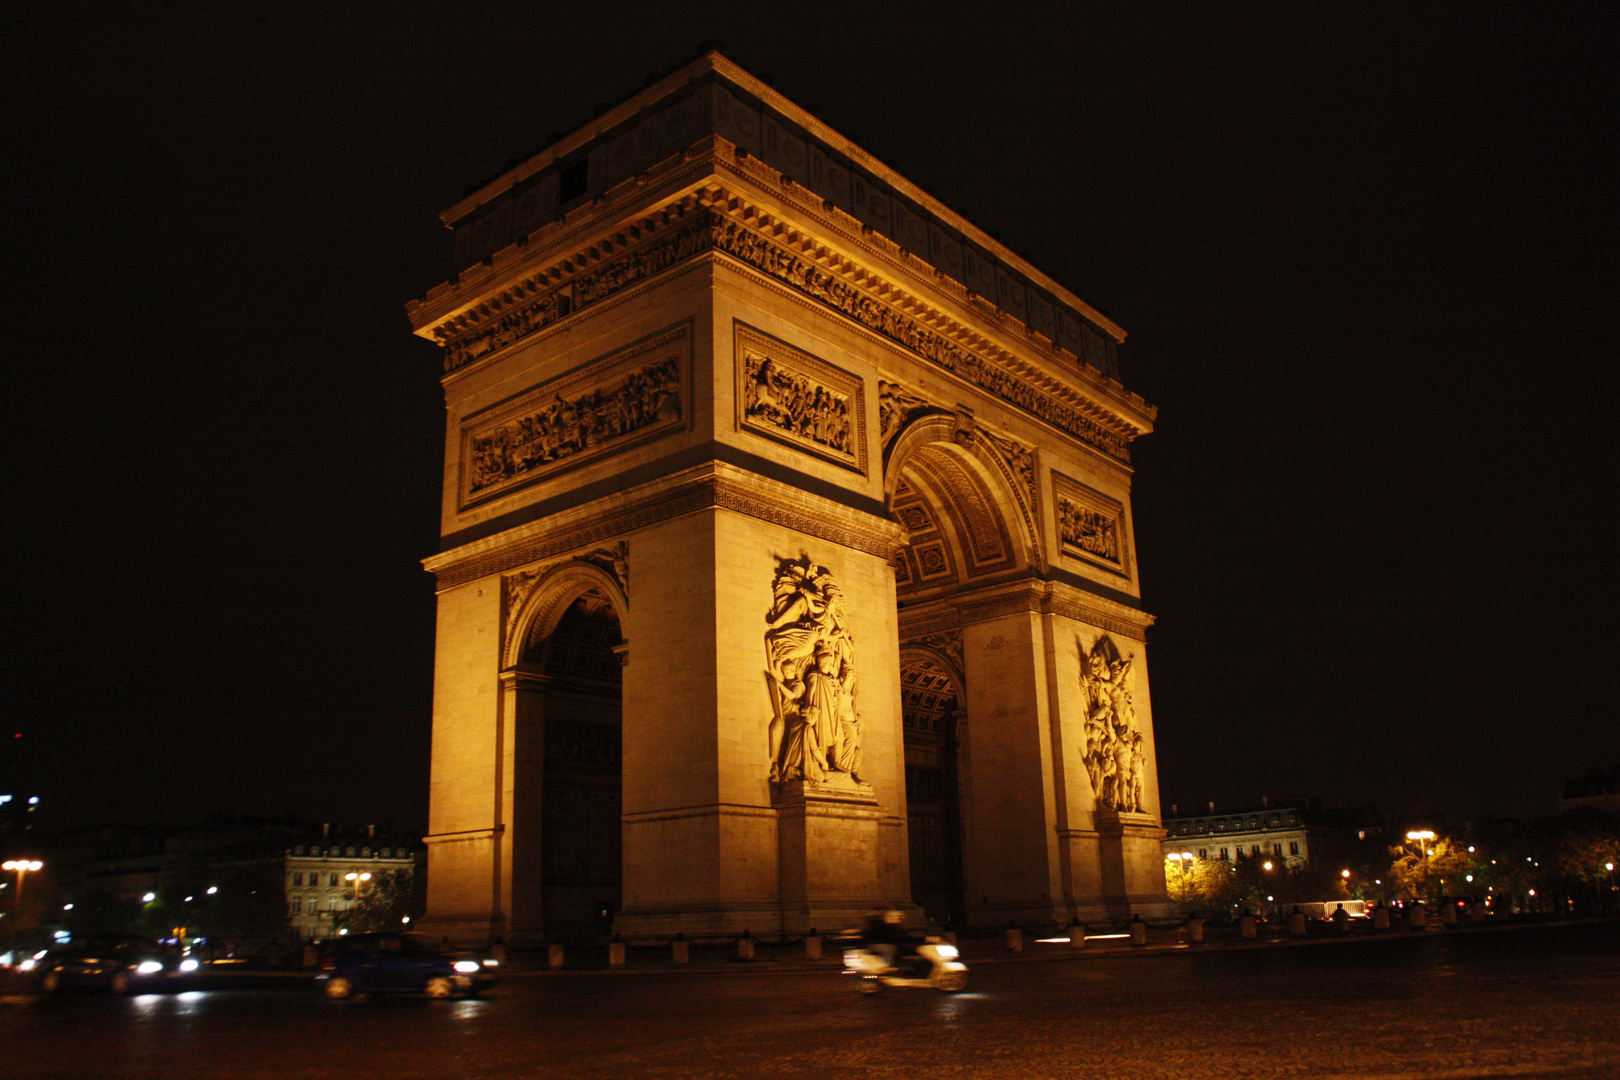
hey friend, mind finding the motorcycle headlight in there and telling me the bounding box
[136,961,165,975]
[453,960,481,974]
[934,944,959,960]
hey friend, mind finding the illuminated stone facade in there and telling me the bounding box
[407,52,1168,943]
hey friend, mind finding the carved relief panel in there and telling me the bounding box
[1052,472,1130,579]
[1080,634,1146,814]
[763,556,866,787]
[735,322,867,475]
[459,323,691,509]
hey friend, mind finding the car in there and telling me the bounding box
[34,934,197,994]
[315,932,496,999]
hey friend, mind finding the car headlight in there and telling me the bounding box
[452,960,481,974]
[481,958,498,968]
[178,958,200,973]
[136,961,165,975]
[18,958,37,972]
[934,944,959,960]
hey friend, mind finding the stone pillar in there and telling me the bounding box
[498,668,548,945]
[959,613,1064,927]
[615,509,906,939]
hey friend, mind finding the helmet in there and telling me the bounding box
[883,909,905,925]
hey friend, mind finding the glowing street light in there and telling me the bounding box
[3,860,43,930]
[1406,830,1435,858]
[345,871,373,927]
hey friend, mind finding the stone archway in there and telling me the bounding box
[500,561,628,944]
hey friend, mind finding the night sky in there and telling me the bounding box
[9,4,1613,836]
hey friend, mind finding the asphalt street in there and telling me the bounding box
[6,922,1618,1079]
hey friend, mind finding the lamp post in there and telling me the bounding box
[345,872,372,931]
[1405,830,1435,858]
[3,860,44,945]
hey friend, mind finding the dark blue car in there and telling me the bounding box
[316,932,496,999]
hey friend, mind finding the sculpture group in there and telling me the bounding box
[1081,635,1146,813]
[764,557,864,785]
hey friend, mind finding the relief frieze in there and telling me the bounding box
[1053,473,1129,576]
[735,323,865,474]
[460,324,689,508]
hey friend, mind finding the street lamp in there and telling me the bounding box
[1406,830,1435,858]
[3,860,43,942]
[345,872,372,928]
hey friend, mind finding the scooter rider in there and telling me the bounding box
[861,909,922,973]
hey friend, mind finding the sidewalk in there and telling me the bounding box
[486,913,1620,977]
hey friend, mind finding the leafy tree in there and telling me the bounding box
[1387,837,1470,903]
[1164,856,1244,911]
[334,869,414,934]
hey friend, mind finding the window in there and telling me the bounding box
[1195,822,1207,834]
[345,847,356,857]
[1219,848,1229,860]
[290,899,302,914]
[1198,849,1208,859]
[1273,842,1283,856]
[362,848,371,858]
[1289,842,1299,856]
[293,872,303,887]
[328,873,338,887]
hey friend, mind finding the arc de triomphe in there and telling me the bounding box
[406,52,1168,943]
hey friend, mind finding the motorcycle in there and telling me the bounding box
[844,937,969,993]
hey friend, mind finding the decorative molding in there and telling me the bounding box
[707,210,1136,463]
[734,322,867,475]
[424,189,1146,463]
[897,579,1154,643]
[1052,472,1130,579]
[440,205,713,373]
[428,462,905,591]
[459,323,690,509]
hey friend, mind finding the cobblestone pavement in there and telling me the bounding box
[6,921,1618,1079]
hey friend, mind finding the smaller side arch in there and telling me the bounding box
[503,559,628,671]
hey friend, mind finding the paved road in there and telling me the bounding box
[6,922,1619,1079]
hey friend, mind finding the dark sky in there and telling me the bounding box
[8,4,1614,835]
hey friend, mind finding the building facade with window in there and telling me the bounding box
[282,833,421,941]
[1162,806,1320,870]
